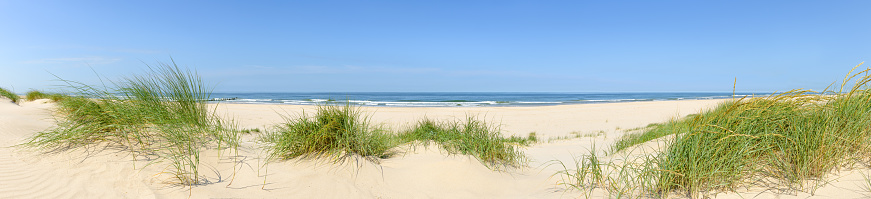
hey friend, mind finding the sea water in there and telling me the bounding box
[207,92,759,107]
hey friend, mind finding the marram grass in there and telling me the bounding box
[559,63,871,198]
[260,106,535,169]
[261,104,399,164]
[399,117,534,168]
[0,87,20,104]
[553,146,659,198]
[25,90,67,101]
[23,60,238,186]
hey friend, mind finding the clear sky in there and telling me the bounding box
[1,1,870,93]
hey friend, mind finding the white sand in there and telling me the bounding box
[0,98,868,198]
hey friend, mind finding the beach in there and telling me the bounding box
[4,0,867,197]
[1,98,869,198]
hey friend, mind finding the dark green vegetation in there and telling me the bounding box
[560,64,871,198]
[24,61,238,186]
[261,105,536,168]
[0,87,20,104]
[25,90,67,101]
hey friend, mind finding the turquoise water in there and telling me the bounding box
[208,92,758,107]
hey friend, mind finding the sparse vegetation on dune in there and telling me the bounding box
[25,90,67,102]
[651,89,871,197]
[399,117,535,168]
[31,59,871,198]
[549,130,605,143]
[558,63,871,198]
[609,121,679,153]
[261,104,399,164]
[553,147,659,198]
[260,106,535,169]
[0,87,20,104]
[18,59,534,192]
[23,60,238,186]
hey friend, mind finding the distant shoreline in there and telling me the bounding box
[206,92,759,107]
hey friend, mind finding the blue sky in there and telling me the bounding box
[1,1,870,93]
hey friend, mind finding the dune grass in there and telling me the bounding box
[240,128,261,134]
[559,63,871,198]
[650,87,871,196]
[399,117,534,168]
[554,147,659,198]
[24,60,238,186]
[261,104,399,164]
[0,87,20,104]
[261,106,534,168]
[610,119,687,154]
[25,90,67,101]
[549,130,606,143]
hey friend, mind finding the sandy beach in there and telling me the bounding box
[5,0,871,197]
[1,98,869,198]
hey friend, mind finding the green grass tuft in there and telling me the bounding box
[568,63,871,197]
[399,117,532,168]
[556,64,871,198]
[25,90,67,101]
[648,89,871,196]
[261,107,533,169]
[553,146,659,198]
[261,104,399,164]
[0,87,20,104]
[23,60,238,186]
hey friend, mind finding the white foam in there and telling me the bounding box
[515,101,562,104]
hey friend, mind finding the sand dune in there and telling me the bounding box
[1,98,869,198]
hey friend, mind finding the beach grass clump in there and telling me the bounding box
[0,87,20,104]
[24,60,237,186]
[552,64,871,197]
[261,104,399,163]
[594,64,871,197]
[25,90,67,101]
[648,90,871,196]
[554,148,659,198]
[399,117,532,168]
[261,108,533,169]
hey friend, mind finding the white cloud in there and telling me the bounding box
[21,56,122,65]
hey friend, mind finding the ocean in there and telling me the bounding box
[207,92,757,107]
